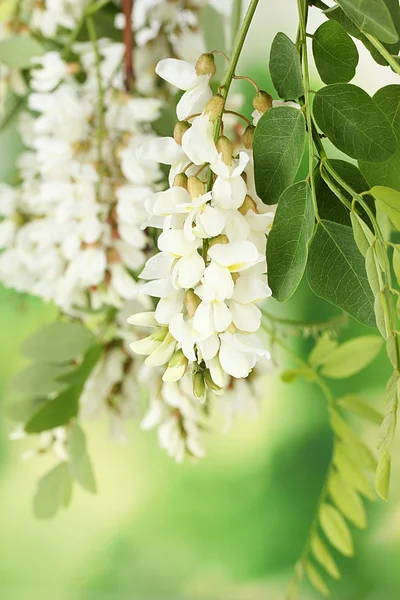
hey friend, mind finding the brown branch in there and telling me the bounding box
[122,0,134,91]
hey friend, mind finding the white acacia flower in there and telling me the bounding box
[207,240,261,272]
[158,229,205,289]
[156,58,212,120]
[218,332,270,379]
[30,52,69,92]
[211,151,249,210]
[181,113,218,165]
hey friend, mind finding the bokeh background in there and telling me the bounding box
[0,1,399,599]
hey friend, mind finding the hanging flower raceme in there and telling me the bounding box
[130,53,275,398]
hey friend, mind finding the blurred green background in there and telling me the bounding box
[1,2,400,599]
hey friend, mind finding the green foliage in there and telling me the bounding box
[0,35,44,68]
[317,336,383,378]
[33,463,73,519]
[359,85,400,189]
[369,186,400,230]
[338,395,383,424]
[57,344,103,387]
[313,84,397,162]
[328,471,367,528]
[311,535,340,580]
[253,106,305,205]
[319,502,354,556]
[10,362,70,396]
[306,563,329,597]
[266,181,314,301]
[68,423,97,493]
[307,220,375,327]
[336,0,399,43]
[375,448,391,500]
[269,32,304,99]
[312,20,359,84]
[21,321,95,363]
[24,385,82,433]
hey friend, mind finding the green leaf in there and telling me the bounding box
[0,35,45,69]
[338,394,383,424]
[269,32,304,99]
[68,423,97,494]
[369,186,400,230]
[280,368,315,383]
[375,448,391,500]
[10,362,69,397]
[359,85,400,190]
[329,471,367,529]
[365,247,381,295]
[393,245,400,284]
[266,181,314,301]
[21,321,95,363]
[313,20,359,84]
[313,84,397,162]
[307,220,376,328]
[319,336,383,378]
[306,563,330,596]
[336,0,398,43]
[33,463,73,519]
[6,397,47,423]
[57,344,103,387]
[319,503,354,557]
[311,535,341,580]
[315,160,370,226]
[334,443,375,499]
[330,410,377,470]
[254,106,305,205]
[350,212,374,257]
[24,386,81,434]
[309,332,339,368]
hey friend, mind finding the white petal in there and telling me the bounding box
[176,80,213,120]
[155,291,184,325]
[153,186,191,216]
[198,334,219,361]
[140,252,173,280]
[130,336,160,355]
[213,176,247,210]
[181,114,218,165]
[199,205,225,237]
[158,229,199,257]
[208,241,259,271]
[127,311,157,327]
[229,300,261,332]
[204,261,234,300]
[193,301,214,336]
[213,301,232,332]
[145,338,176,367]
[219,338,255,378]
[169,313,196,361]
[137,136,186,166]
[140,278,175,298]
[207,356,226,388]
[156,58,198,90]
[175,251,205,288]
[233,276,271,303]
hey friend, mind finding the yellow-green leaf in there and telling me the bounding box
[375,448,391,500]
[370,186,400,230]
[319,503,354,557]
[311,535,341,580]
[333,444,375,499]
[309,332,339,367]
[306,563,330,596]
[338,395,383,424]
[329,471,367,529]
[320,336,383,378]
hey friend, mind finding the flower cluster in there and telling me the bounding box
[130,53,275,400]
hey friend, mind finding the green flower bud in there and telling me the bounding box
[193,371,206,399]
[216,135,233,165]
[205,93,224,122]
[209,234,229,248]
[173,173,188,189]
[174,120,191,145]
[195,53,216,78]
[204,369,222,393]
[187,175,205,199]
[184,289,201,318]
[252,90,273,113]
[238,195,258,215]
[242,124,255,149]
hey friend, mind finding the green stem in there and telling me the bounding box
[231,0,243,53]
[86,14,105,197]
[362,31,400,75]
[297,0,319,219]
[261,308,348,334]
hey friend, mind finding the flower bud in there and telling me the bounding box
[204,369,222,393]
[253,90,273,113]
[163,349,188,382]
[150,327,169,342]
[216,135,233,166]
[193,371,206,399]
[174,120,191,145]
[205,93,224,122]
[184,289,201,318]
[67,62,81,76]
[238,195,258,215]
[173,173,188,189]
[242,124,255,149]
[187,175,205,199]
[209,234,229,248]
[195,53,216,78]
